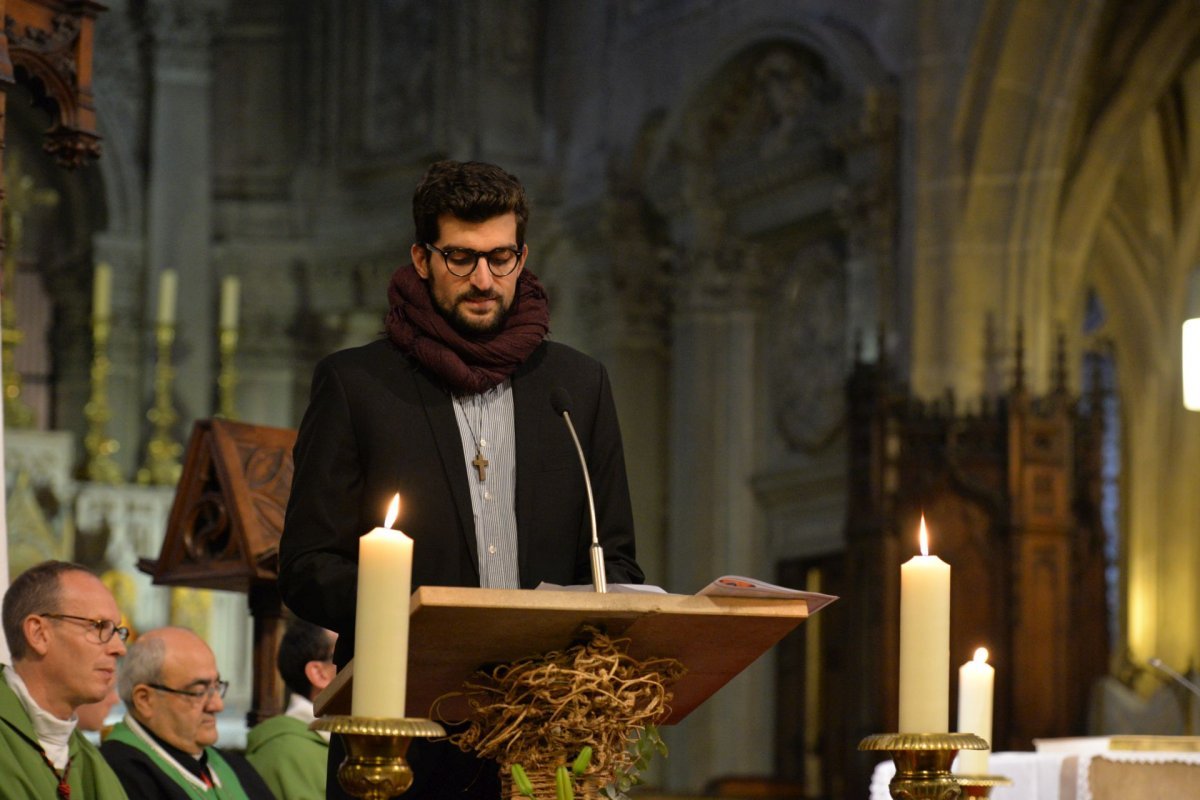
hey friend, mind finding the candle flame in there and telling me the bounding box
[384,494,400,529]
[974,647,989,663]
[919,515,929,556]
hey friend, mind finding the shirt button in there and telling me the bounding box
[488,545,497,555]
[484,491,492,500]
[480,438,488,447]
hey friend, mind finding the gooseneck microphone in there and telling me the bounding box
[1149,657,1200,700]
[550,387,607,593]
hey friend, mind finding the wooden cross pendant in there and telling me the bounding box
[472,449,489,481]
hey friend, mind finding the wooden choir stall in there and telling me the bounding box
[777,330,1112,798]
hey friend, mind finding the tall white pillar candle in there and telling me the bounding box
[93,263,112,319]
[219,276,240,329]
[156,269,178,325]
[898,516,951,732]
[351,494,412,718]
[956,647,995,774]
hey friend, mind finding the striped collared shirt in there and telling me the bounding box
[452,381,520,588]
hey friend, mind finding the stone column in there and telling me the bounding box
[146,1,220,426]
[663,244,773,789]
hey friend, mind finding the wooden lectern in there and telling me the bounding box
[316,585,816,725]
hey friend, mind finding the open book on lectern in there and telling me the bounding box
[314,581,837,723]
[535,575,838,615]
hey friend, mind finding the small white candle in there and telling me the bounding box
[351,494,412,718]
[898,515,951,732]
[93,262,112,319]
[956,647,995,775]
[219,276,240,330]
[156,269,177,326]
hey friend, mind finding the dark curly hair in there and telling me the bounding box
[412,160,529,247]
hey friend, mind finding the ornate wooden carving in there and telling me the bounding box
[782,332,1110,797]
[1,0,105,168]
[140,418,297,725]
[142,419,295,591]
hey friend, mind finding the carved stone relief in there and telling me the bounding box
[643,38,894,458]
[599,176,672,340]
[768,244,847,453]
[703,45,838,168]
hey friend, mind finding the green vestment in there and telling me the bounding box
[245,714,328,800]
[106,720,251,800]
[0,665,129,799]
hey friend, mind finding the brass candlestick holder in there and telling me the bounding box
[310,715,445,800]
[215,325,238,419]
[136,321,182,485]
[954,774,1013,798]
[82,314,123,483]
[860,732,988,799]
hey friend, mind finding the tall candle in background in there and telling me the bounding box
[93,262,112,319]
[956,647,994,774]
[219,276,240,329]
[898,515,951,732]
[156,269,177,325]
[352,494,413,718]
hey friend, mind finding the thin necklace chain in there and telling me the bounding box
[459,392,485,448]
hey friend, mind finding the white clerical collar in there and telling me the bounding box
[3,665,76,769]
[284,693,315,724]
[285,694,329,741]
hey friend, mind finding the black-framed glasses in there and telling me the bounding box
[39,613,129,644]
[424,243,525,277]
[147,679,230,702]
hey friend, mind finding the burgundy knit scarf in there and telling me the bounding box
[384,263,550,394]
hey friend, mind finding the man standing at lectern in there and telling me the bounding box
[279,159,643,799]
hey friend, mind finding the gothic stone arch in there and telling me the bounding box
[643,34,897,455]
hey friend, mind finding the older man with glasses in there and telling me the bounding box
[0,559,130,799]
[100,626,274,799]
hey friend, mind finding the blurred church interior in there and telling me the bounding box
[4,1,1200,798]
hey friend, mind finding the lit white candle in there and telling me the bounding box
[93,262,112,320]
[898,515,951,732]
[351,494,412,718]
[156,269,177,326]
[219,276,240,330]
[956,647,994,774]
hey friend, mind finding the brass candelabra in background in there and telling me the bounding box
[216,324,238,420]
[82,309,123,483]
[137,321,182,485]
[1,153,58,429]
[0,305,32,428]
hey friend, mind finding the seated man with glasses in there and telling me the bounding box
[100,626,274,799]
[0,560,130,798]
[245,618,337,798]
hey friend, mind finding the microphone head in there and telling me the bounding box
[550,387,573,416]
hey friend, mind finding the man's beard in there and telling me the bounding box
[433,286,512,337]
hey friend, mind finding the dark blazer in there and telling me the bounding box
[278,337,643,667]
[100,739,275,800]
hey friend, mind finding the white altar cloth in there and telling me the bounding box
[870,748,1200,800]
[871,751,1064,799]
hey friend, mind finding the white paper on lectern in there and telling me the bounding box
[696,575,839,614]
[537,576,838,615]
[534,582,669,593]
